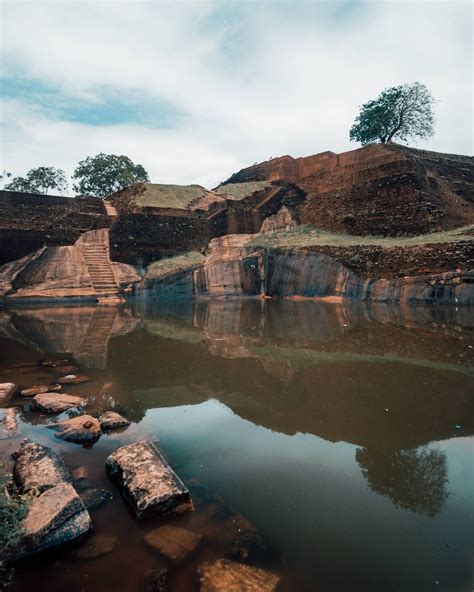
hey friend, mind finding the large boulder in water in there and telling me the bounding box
[105,440,193,519]
[9,482,91,561]
[52,415,101,442]
[33,392,87,413]
[12,441,71,493]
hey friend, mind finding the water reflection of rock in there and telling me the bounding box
[1,307,141,368]
[356,446,449,517]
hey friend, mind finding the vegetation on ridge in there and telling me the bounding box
[146,251,205,278]
[249,224,474,249]
[215,180,272,200]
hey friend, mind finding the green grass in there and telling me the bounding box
[146,251,205,279]
[131,184,208,209]
[249,224,474,249]
[215,181,272,200]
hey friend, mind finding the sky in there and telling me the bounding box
[0,0,472,191]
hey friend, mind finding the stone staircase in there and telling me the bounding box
[80,230,120,299]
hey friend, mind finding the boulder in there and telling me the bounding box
[57,374,91,385]
[80,488,114,511]
[198,559,280,592]
[99,411,130,431]
[21,384,61,397]
[144,525,202,563]
[11,482,91,561]
[12,440,71,493]
[0,383,18,406]
[52,415,101,442]
[33,393,87,413]
[105,441,193,519]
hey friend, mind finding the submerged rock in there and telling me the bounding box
[41,358,73,368]
[50,365,79,375]
[11,482,92,561]
[72,466,88,481]
[12,440,71,493]
[71,533,117,559]
[105,440,193,519]
[0,383,18,406]
[198,559,280,592]
[21,384,61,397]
[230,530,275,565]
[144,525,202,563]
[33,393,87,413]
[57,374,91,385]
[99,411,130,431]
[143,568,168,592]
[52,415,101,442]
[80,488,114,510]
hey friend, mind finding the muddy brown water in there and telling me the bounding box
[0,300,473,592]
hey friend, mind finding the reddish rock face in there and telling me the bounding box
[225,144,474,236]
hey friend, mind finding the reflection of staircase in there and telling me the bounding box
[81,230,119,298]
[78,308,118,368]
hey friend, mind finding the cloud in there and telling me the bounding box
[1,1,472,191]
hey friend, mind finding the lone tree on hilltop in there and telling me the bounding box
[72,153,149,198]
[350,82,435,145]
[4,166,68,195]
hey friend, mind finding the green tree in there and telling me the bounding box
[350,82,435,145]
[4,167,68,195]
[72,153,149,198]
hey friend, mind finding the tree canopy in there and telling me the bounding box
[350,82,435,145]
[4,167,68,195]
[72,153,149,198]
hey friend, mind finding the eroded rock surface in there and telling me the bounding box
[12,440,71,493]
[21,384,61,397]
[0,382,18,405]
[198,559,280,592]
[11,482,91,561]
[33,392,87,413]
[105,440,193,518]
[99,411,130,431]
[52,415,101,442]
[144,525,202,563]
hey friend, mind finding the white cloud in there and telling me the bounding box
[0,0,472,191]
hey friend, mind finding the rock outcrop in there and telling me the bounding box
[145,235,474,304]
[0,228,140,301]
[224,143,474,236]
[105,441,193,518]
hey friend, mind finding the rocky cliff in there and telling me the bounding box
[224,144,474,236]
[139,234,474,305]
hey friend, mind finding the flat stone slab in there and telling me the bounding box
[57,374,91,385]
[11,482,91,561]
[0,383,18,406]
[198,559,280,592]
[99,411,130,431]
[52,415,101,442]
[21,384,61,397]
[33,393,87,413]
[105,440,193,519]
[144,525,202,563]
[12,440,71,493]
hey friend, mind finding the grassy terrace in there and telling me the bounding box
[146,251,205,279]
[215,180,272,200]
[249,224,474,249]
[131,184,208,209]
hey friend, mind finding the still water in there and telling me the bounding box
[0,300,473,592]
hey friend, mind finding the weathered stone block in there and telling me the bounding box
[105,441,193,519]
[198,559,280,592]
[12,440,71,493]
[33,393,87,413]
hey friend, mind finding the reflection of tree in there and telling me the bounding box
[356,446,448,517]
